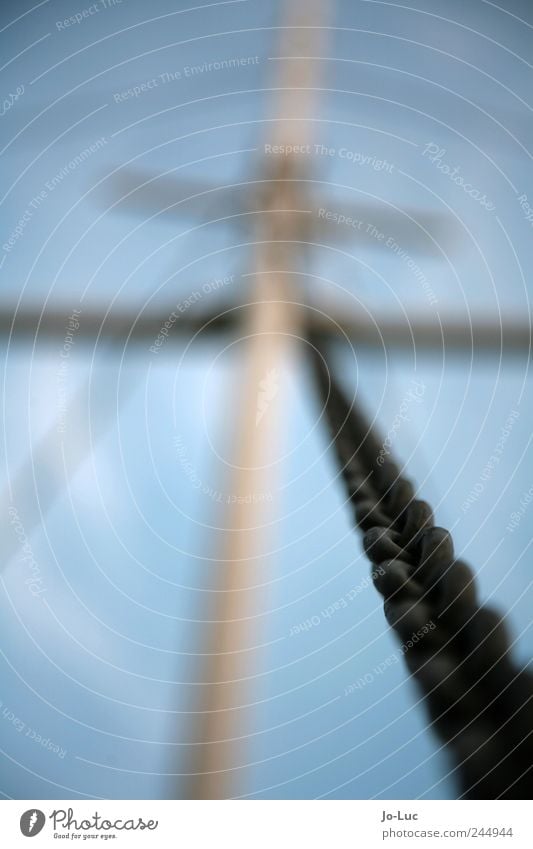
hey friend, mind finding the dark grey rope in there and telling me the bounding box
[311,347,533,799]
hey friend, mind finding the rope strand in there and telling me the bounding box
[311,347,533,799]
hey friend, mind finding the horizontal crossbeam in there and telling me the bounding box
[1,306,530,354]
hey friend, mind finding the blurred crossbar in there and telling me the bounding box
[1,305,530,354]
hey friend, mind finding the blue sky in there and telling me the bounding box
[0,0,532,799]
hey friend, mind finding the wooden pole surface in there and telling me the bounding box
[184,0,332,800]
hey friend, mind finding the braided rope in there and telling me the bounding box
[311,348,533,799]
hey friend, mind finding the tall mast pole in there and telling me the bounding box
[184,0,332,800]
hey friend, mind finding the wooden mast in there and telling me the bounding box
[184,0,332,800]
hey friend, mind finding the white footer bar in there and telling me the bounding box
[2,800,531,848]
